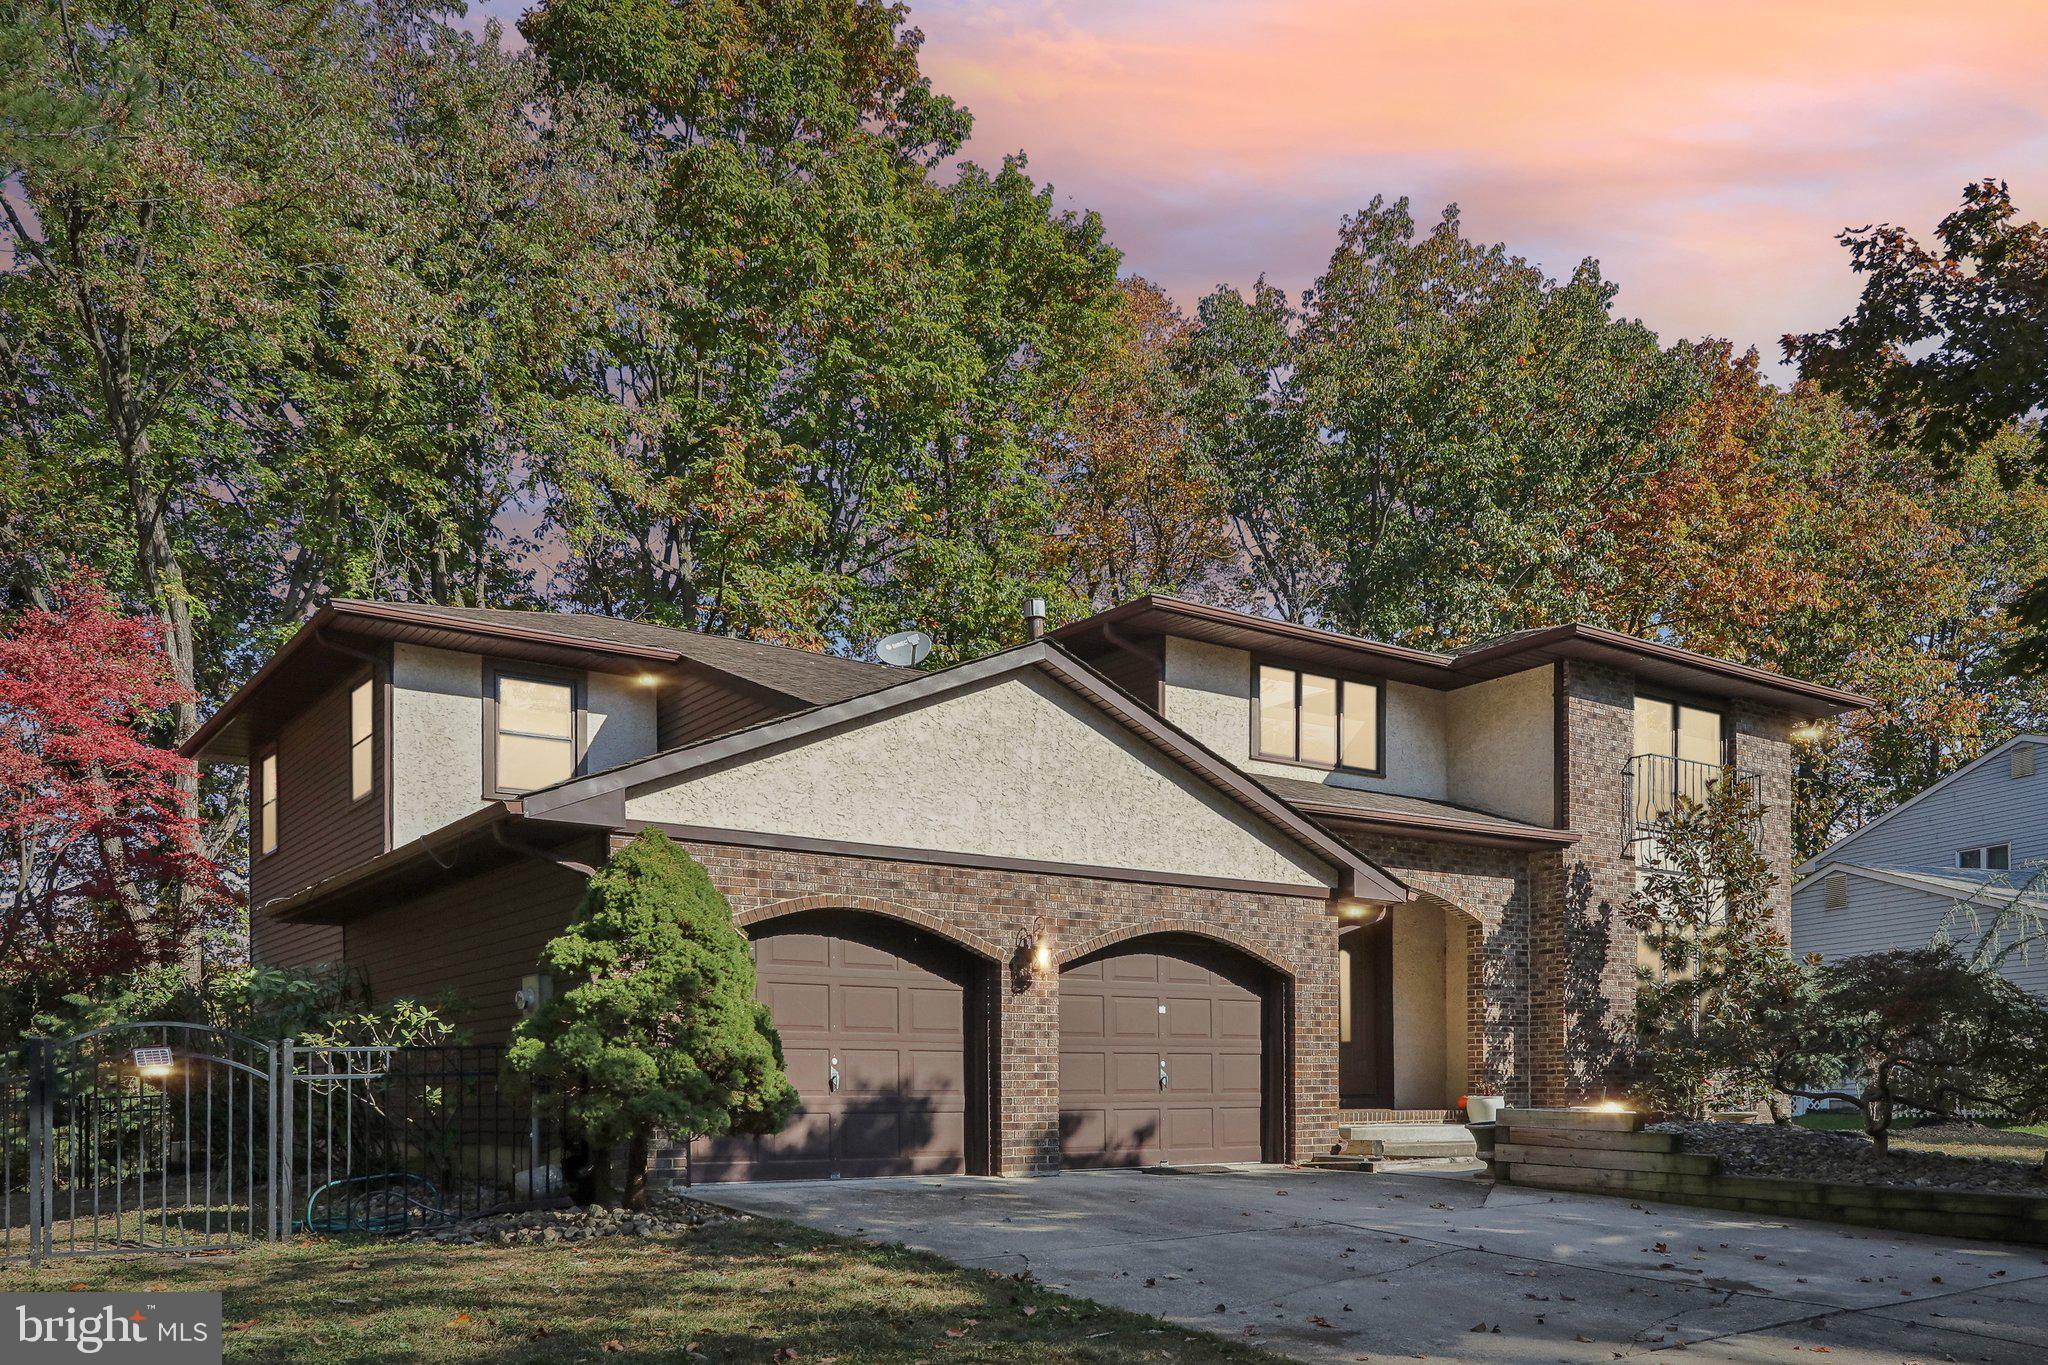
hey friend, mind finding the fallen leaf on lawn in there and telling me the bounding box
[601,1340,625,1354]
[229,1321,257,1332]
[945,1327,968,1339]
[529,1326,552,1341]
[68,1284,88,1292]
[448,1313,471,1326]
[1020,1305,1037,1318]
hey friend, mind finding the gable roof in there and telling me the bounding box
[522,639,1412,904]
[1053,595,1871,717]
[1796,733,2048,877]
[1800,862,2048,911]
[183,599,902,763]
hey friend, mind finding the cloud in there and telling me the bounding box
[915,0,2048,363]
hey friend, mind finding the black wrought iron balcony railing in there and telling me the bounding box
[1621,753,1761,866]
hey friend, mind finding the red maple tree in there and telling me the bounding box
[0,574,227,985]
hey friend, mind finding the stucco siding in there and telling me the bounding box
[1817,739,2048,872]
[1445,666,1555,826]
[1792,872,2048,1000]
[624,671,1338,891]
[1160,635,1450,801]
[585,672,660,775]
[1391,902,1449,1108]
[390,643,487,845]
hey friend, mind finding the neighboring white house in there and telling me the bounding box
[1792,734,2048,1000]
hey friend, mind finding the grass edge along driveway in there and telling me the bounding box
[14,1216,1279,1363]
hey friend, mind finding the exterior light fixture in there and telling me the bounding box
[132,1046,174,1080]
[1335,899,1386,925]
[636,672,660,687]
[1012,924,1050,993]
[1789,722,1825,744]
[1594,1098,1630,1114]
[1033,937,1054,973]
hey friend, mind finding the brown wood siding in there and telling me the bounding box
[1076,641,1161,710]
[249,671,386,969]
[343,847,598,1044]
[655,668,790,750]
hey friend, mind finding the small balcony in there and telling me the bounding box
[1621,753,1760,868]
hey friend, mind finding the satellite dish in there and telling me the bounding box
[876,630,934,667]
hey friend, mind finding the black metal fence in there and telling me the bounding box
[1,1025,563,1263]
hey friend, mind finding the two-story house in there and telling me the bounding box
[185,595,1866,1180]
[1793,734,2047,1001]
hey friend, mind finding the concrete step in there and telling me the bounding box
[1306,1154,1385,1172]
[1338,1122,1478,1160]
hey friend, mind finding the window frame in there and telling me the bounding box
[347,671,377,805]
[1250,656,1386,777]
[482,661,586,799]
[1957,843,2011,872]
[256,745,280,858]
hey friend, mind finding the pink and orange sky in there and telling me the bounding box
[484,0,2048,370]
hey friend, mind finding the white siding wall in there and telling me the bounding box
[1821,740,2048,871]
[1792,873,2048,1000]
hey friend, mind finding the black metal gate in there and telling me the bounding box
[2,1027,563,1263]
[5,1023,279,1263]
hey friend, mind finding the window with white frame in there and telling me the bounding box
[1957,843,2010,872]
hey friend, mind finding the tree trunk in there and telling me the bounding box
[623,1128,650,1212]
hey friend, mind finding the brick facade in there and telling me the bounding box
[660,839,1345,1175]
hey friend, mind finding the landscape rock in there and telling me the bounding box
[407,1195,745,1246]
[1653,1119,2048,1195]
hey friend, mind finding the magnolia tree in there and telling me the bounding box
[509,831,795,1209]
[0,575,228,1024]
[1621,776,1808,1118]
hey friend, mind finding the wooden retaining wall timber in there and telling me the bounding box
[1487,1108,2048,1248]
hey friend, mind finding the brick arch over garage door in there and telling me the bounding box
[1058,933,1287,1168]
[691,907,999,1181]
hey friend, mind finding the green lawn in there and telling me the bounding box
[1794,1112,2048,1163]
[14,1218,1275,1363]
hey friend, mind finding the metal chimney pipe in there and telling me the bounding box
[1023,597,1046,640]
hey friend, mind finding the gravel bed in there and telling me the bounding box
[409,1195,747,1246]
[1652,1120,2048,1195]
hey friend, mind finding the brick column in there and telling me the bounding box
[999,952,1062,1175]
[1732,705,1796,941]
[1535,660,1642,1104]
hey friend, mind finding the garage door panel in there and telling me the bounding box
[840,984,902,1032]
[909,986,962,1034]
[905,1047,964,1095]
[766,981,831,1032]
[837,1047,903,1093]
[1060,939,1270,1168]
[1061,992,1106,1036]
[780,1045,833,1092]
[760,934,829,967]
[1112,996,1162,1035]
[1059,1049,1106,1094]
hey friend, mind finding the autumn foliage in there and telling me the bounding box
[0,575,227,989]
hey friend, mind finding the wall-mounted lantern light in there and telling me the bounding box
[1012,923,1050,993]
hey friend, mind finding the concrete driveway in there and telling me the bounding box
[703,1165,2048,1363]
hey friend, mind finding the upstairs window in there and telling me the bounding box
[349,677,375,802]
[1958,843,2010,872]
[1255,663,1381,773]
[493,671,577,793]
[257,749,279,856]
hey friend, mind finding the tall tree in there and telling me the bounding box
[0,1,634,873]
[1786,180,2048,674]
[523,0,1124,661]
[1185,199,1702,645]
[1044,278,1231,609]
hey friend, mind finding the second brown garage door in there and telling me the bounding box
[690,911,984,1181]
[1059,936,1272,1167]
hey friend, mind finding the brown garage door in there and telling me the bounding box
[690,912,978,1181]
[1059,937,1270,1167]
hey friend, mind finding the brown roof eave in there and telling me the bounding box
[1296,803,1582,851]
[261,802,524,925]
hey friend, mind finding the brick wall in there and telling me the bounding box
[660,839,1345,1175]
[1732,703,1796,939]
